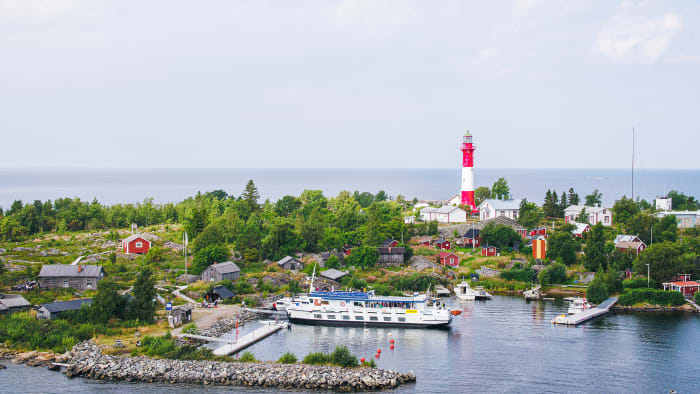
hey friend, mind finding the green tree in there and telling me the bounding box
[374,190,388,202]
[567,188,580,206]
[667,190,699,211]
[491,178,510,200]
[301,208,326,252]
[345,246,379,268]
[130,267,157,322]
[634,242,690,285]
[586,274,609,304]
[584,222,608,271]
[585,189,602,206]
[479,222,522,250]
[575,207,589,224]
[547,232,578,265]
[193,244,229,274]
[275,195,300,217]
[288,279,302,294]
[261,220,303,261]
[559,192,568,217]
[543,190,557,218]
[89,279,126,323]
[538,261,567,285]
[241,180,260,213]
[518,199,543,229]
[612,196,639,226]
[319,227,345,251]
[475,186,491,205]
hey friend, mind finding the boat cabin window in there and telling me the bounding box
[369,316,378,321]
[353,302,363,307]
[327,315,336,319]
[355,316,364,320]
[383,317,392,322]
[314,314,322,319]
[398,317,406,322]
[321,301,329,305]
[342,315,350,320]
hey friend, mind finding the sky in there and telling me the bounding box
[1,0,699,169]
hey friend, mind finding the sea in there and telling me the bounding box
[1,168,699,208]
[2,296,699,393]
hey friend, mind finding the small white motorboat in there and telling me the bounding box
[454,281,476,301]
[566,297,592,315]
[523,285,541,301]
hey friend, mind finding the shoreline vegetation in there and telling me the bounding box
[1,180,699,388]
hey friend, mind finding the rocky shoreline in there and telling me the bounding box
[65,342,415,390]
[611,304,697,313]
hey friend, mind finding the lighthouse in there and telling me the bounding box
[460,131,476,211]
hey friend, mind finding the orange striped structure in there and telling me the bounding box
[532,239,546,260]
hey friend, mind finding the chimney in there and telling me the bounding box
[78,265,82,273]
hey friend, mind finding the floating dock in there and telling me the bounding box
[552,297,618,326]
[212,321,287,356]
[434,285,451,297]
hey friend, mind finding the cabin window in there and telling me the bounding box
[327,315,336,319]
[314,314,322,319]
[605,216,610,224]
[321,301,329,305]
[135,241,143,248]
[342,315,350,320]
[355,316,364,320]
[398,317,406,322]
[354,302,363,307]
[86,280,93,289]
[369,316,378,321]
[383,317,392,322]
[63,279,69,288]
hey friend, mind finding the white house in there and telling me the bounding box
[477,199,522,221]
[421,205,467,223]
[655,196,672,211]
[404,216,416,224]
[655,210,699,229]
[420,207,438,221]
[564,205,612,226]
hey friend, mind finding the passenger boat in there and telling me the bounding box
[285,268,452,328]
[473,286,492,300]
[454,281,476,301]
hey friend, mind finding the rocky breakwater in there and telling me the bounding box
[66,342,416,390]
[7,349,72,370]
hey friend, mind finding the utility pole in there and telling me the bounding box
[646,263,650,288]
[631,126,635,201]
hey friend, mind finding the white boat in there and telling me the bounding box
[523,285,541,301]
[272,298,292,312]
[473,286,492,300]
[454,281,476,301]
[566,297,592,315]
[285,265,452,328]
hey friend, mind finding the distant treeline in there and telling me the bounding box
[0,181,436,266]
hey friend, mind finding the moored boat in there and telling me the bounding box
[523,285,541,301]
[454,281,476,301]
[566,297,592,315]
[473,286,492,300]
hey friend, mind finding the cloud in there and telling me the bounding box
[595,12,683,63]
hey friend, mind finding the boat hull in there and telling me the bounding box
[288,316,451,329]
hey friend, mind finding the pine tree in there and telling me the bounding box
[559,192,568,217]
[543,190,554,217]
[552,191,559,217]
[242,180,260,212]
[131,267,157,322]
[567,188,580,206]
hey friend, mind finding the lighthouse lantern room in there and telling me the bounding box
[460,131,476,211]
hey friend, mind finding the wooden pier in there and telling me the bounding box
[212,321,287,356]
[552,297,618,326]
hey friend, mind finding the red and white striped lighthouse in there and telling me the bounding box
[460,131,476,211]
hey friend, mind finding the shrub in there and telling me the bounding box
[239,351,256,362]
[538,262,567,285]
[623,278,656,289]
[331,346,358,367]
[243,297,259,307]
[303,352,331,365]
[182,323,198,334]
[361,358,377,368]
[278,352,297,364]
[500,268,534,283]
[288,279,302,294]
[617,289,686,306]
[235,281,254,294]
[695,291,699,304]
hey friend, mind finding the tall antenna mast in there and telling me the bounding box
[631,126,635,201]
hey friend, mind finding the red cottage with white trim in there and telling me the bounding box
[439,252,459,267]
[481,246,498,257]
[122,235,151,254]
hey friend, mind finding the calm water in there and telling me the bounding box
[1,168,699,209]
[3,296,699,393]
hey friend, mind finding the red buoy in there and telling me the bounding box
[390,339,395,344]
[360,358,365,363]
[375,353,380,358]
[377,349,381,353]
[390,344,395,349]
